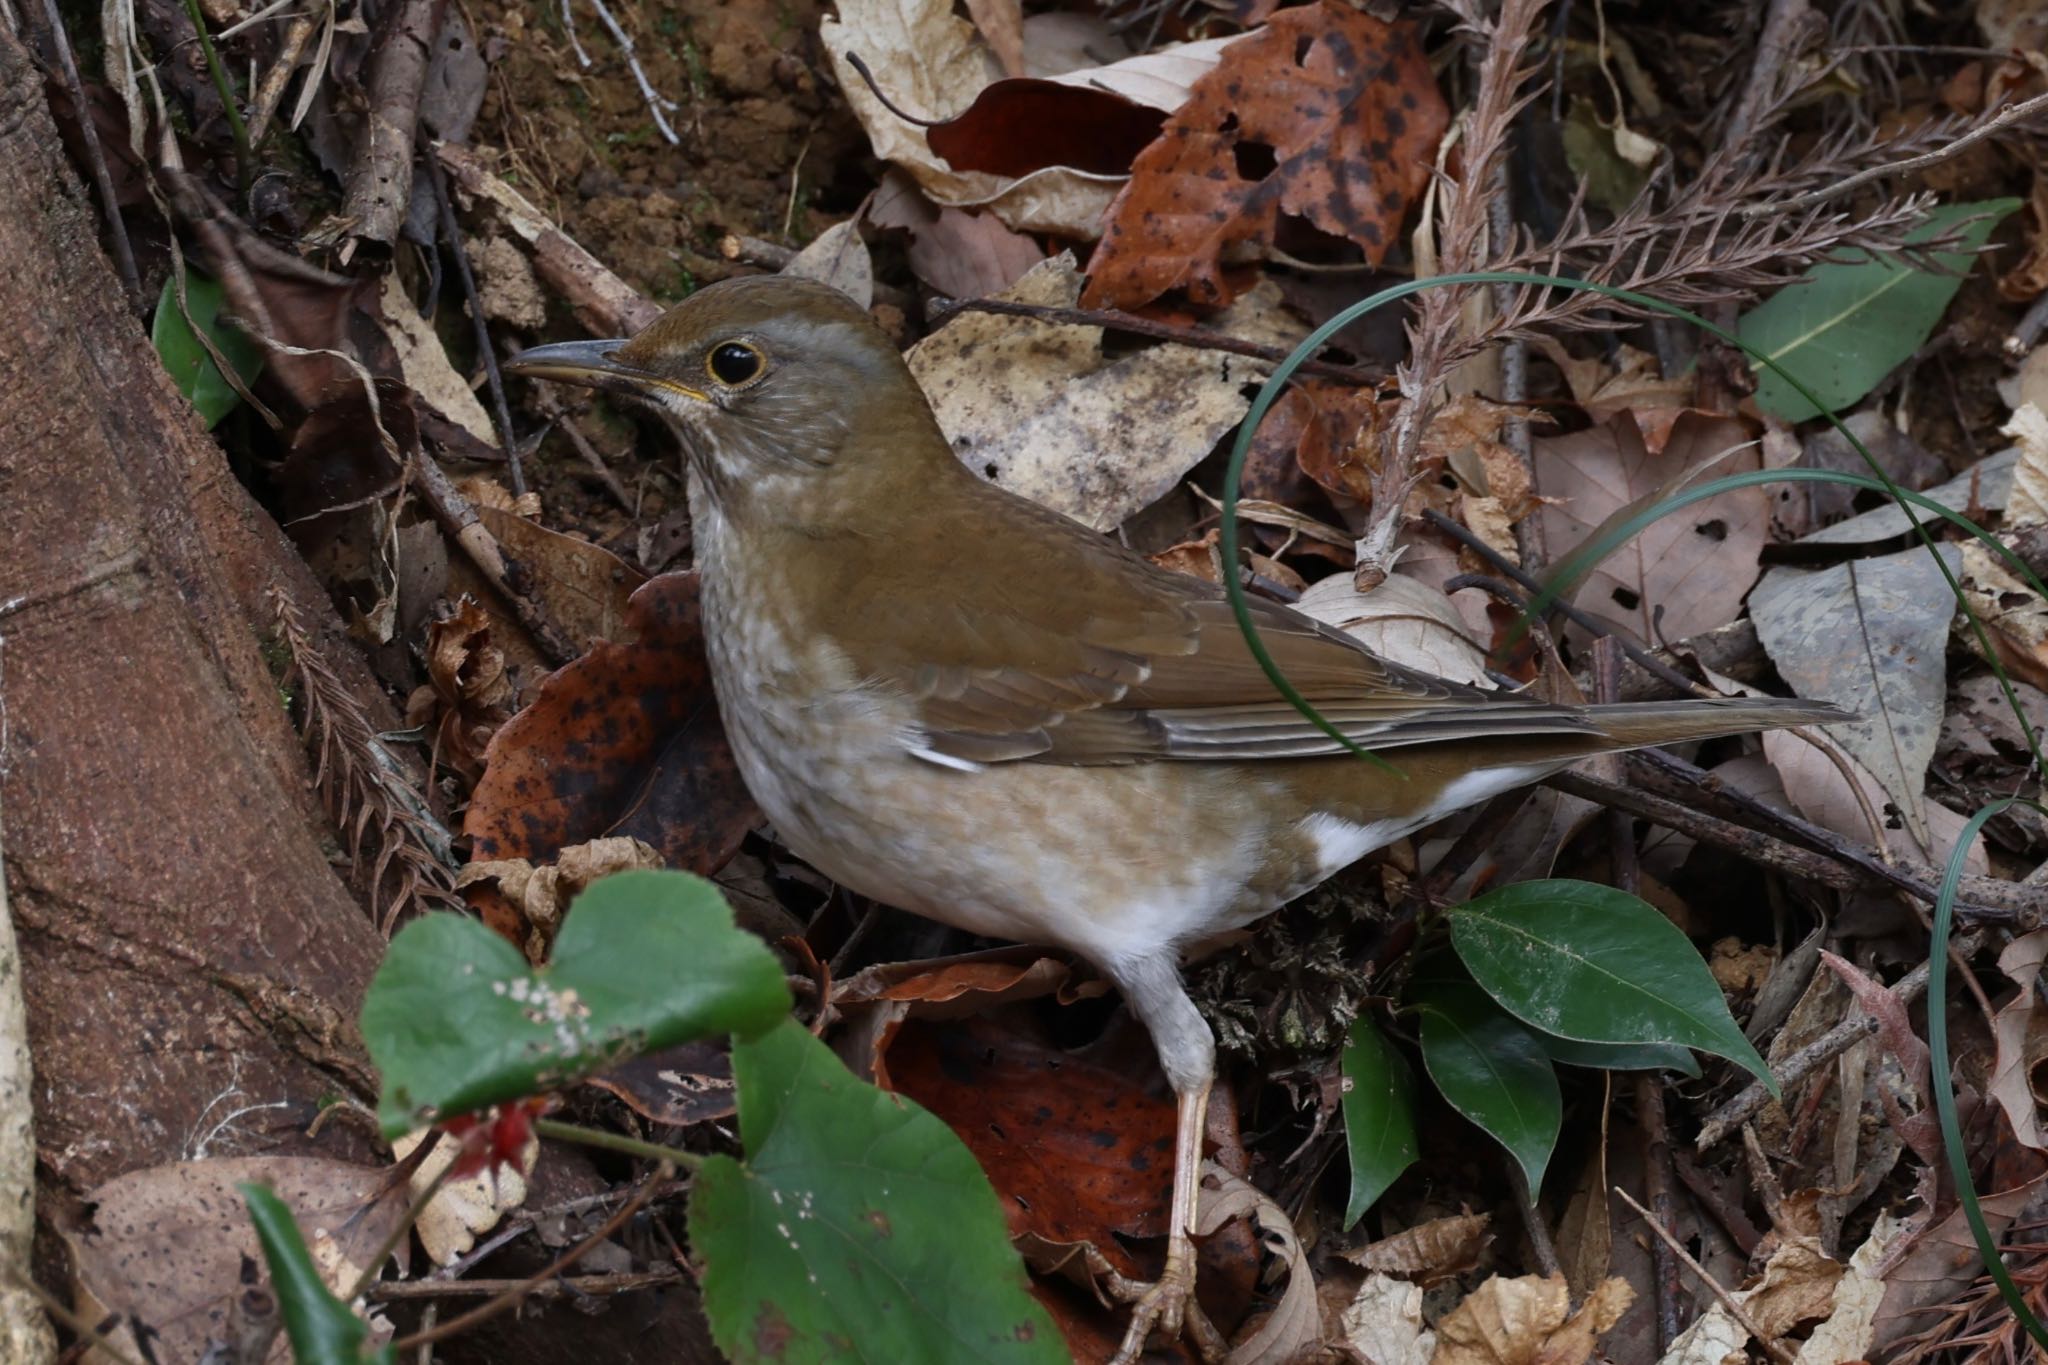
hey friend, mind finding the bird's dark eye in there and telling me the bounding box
[707,342,763,386]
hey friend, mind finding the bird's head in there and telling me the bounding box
[507,275,947,514]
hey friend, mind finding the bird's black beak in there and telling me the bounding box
[506,338,709,404]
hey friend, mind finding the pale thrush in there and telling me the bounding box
[509,276,1844,1362]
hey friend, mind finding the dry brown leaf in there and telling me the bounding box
[1337,1272,1437,1365]
[1430,1273,1633,1365]
[779,218,874,309]
[1345,1211,1492,1284]
[65,1156,408,1364]
[1991,929,2048,1150]
[1959,538,2048,689]
[405,595,515,781]
[963,0,1024,77]
[907,255,1293,529]
[375,272,495,444]
[1292,574,1493,685]
[458,836,665,962]
[1791,1211,1906,1364]
[1760,727,1989,875]
[818,0,1123,236]
[1535,411,1768,648]
[868,169,1045,300]
[1999,401,2048,527]
[1083,3,1447,309]
[1196,1164,1319,1365]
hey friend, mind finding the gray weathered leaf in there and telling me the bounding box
[1750,545,1960,845]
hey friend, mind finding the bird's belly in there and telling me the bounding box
[713,674,1296,966]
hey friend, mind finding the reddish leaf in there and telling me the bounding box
[927,81,1167,178]
[1282,378,1390,503]
[464,572,757,878]
[1082,2,1447,310]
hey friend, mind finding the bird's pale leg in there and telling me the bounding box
[1106,956,1228,1365]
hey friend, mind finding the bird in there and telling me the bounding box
[507,275,1845,1363]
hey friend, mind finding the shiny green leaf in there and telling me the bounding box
[1414,982,1561,1193]
[1341,1015,1419,1228]
[1449,879,1772,1091]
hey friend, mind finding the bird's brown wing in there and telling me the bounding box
[825,493,1602,767]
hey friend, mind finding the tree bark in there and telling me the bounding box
[0,21,388,1217]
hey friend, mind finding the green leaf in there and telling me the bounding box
[362,869,791,1135]
[691,1019,1063,1365]
[1738,198,2018,422]
[241,1184,396,1365]
[1341,1015,1419,1229]
[1540,1034,1702,1078]
[1448,879,1773,1092]
[152,272,265,428]
[1414,982,1562,1194]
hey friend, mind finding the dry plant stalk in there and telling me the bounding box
[1375,0,2039,582]
[271,590,457,933]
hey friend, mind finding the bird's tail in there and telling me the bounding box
[1579,696,1851,749]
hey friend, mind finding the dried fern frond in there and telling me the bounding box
[271,590,459,933]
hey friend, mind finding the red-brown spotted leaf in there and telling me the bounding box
[464,571,757,880]
[1082,2,1447,310]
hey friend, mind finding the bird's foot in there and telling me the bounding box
[1106,1232,1226,1365]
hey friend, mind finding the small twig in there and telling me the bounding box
[1692,943,1980,1149]
[367,1267,682,1302]
[538,401,631,510]
[246,6,320,144]
[581,0,678,144]
[333,0,444,252]
[931,296,1384,388]
[841,51,941,127]
[392,1162,673,1350]
[35,0,141,302]
[1756,89,2048,218]
[1634,1074,1681,1352]
[422,143,524,497]
[408,454,580,667]
[1614,1187,1797,1365]
[2,1266,147,1365]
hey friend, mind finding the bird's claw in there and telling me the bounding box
[1106,1234,1226,1364]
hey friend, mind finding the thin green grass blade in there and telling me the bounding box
[1929,797,2048,1353]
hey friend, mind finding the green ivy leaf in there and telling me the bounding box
[241,1184,396,1365]
[1738,199,2018,422]
[1448,879,1773,1093]
[1341,1015,1419,1229]
[151,272,265,428]
[691,1019,1063,1364]
[1414,982,1562,1194]
[361,870,790,1135]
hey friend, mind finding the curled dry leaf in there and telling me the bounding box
[925,34,1242,180]
[1959,538,2048,690]
[1336,1273,1436,1365]
[908,255,1296,530]
[819,0,1124,236]
[390,1124,536,1266]
[1083,3,1447,310]
[1194,1163,1319,1365]
[1344,1210,1493,1285]
[406,595,514,782]
[2006,401,2048,528]
[457,836,664,962]
[65,1156,410,1364]
[1430,1273,1633,1365]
